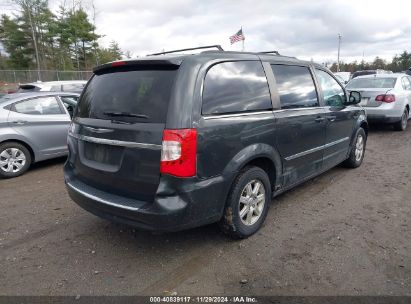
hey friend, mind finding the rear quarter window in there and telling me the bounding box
[202,61,272,115]
[76,68,177,123]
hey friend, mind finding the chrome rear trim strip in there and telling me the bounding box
[66,182,140,211]
[285,137,349,161]
[203,110,274,120]
[69,133,162,150]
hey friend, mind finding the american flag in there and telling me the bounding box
[229,28,245,44]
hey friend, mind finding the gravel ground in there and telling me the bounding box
[0,125,410,296]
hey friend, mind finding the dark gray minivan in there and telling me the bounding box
[64,47,367,238]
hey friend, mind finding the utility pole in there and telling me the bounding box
[337,33,341,72]
[25,1,41,81]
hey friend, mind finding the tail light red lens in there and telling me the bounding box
[111,61,126,67]
[375,94,384,101]
[375,94,396,103]
[160,128,197,177]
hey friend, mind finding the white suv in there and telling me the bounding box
[17,80,87,94]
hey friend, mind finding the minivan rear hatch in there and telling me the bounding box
[68,62,179,202]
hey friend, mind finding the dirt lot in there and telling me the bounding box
[0,126,410,296]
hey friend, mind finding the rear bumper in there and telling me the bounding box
[366,114,401,123]
[364,103,404,122]
[64,166,229,232]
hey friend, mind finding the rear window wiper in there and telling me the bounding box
[103,111,149,119]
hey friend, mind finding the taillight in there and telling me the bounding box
[160,128,197,177]
[375,94,396,103]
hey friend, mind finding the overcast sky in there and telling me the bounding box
[3,0,411,64]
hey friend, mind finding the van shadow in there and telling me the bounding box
[367,122,396,133]
[30,156,67,171]
[82,215,229,261]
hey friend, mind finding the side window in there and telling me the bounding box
[60,96,79,105]
[401,77,411,90]
[12,97,63,115]
[202,61,272,115]
[60,96,79,117]
[315,69,346,106]
[271,65,319,109]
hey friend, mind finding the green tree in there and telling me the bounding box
[97,40,122,64]
[0,14,32,68]
[0,0,123,72]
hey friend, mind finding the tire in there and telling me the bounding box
[219,166,271,239]
[343,128,366,168]
[393,109,408,131]
[0,142,32,178]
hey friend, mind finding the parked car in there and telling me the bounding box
[334,72,351,84]
[0,92,79,178]
[64,48,367,238]
[351,69,392,79]
[17,80,87,94]
[346,74,411,131]
[405,68,411,76]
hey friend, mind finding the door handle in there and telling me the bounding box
[11,120,28,125]
[327,115,337,122]
[314,117,325,123]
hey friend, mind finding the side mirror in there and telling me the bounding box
[67,105,74,118]
[347,91,361,105]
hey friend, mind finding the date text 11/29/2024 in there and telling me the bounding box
[149,296,257,303]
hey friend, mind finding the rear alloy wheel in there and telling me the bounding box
[219,166,271,239]
[0,142,31,178]
[393,109,408,131]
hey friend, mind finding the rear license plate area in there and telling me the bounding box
[360,98,369,106]
[83,142,123,166]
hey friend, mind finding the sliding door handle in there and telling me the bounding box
[314,117,325,123]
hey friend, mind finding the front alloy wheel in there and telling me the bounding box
[354,134,364,162]
[343,127,366,168]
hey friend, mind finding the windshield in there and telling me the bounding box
[346,77,397,89]
[76,68,177,123]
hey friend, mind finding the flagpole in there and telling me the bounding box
[241,26,244,52]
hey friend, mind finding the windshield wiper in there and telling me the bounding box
[103,111,149,119]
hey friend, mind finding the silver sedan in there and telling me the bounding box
[346,73,411,131]
[0,92,79,178]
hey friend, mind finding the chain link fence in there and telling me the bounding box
[0,70,93,83]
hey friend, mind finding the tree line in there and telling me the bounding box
[0,0,123,71]
[328,51,411,73]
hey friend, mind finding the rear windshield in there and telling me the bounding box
[346,77,397,89]
[76,68,177,123]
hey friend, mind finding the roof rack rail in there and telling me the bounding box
[147,45,224,56]
[259,50,280,55]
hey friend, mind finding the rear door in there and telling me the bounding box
[68,66,178,202]
[8,96,71,157]
[270,64,326,187]
[314,68,355,167]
